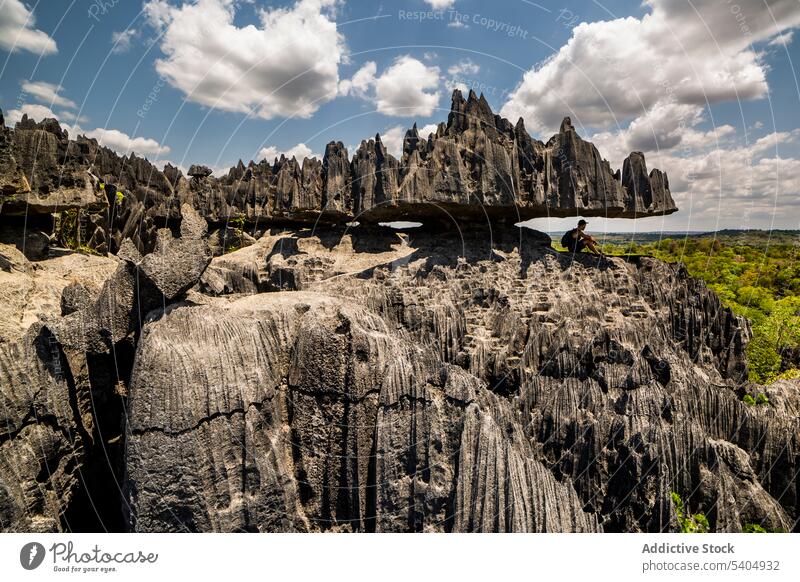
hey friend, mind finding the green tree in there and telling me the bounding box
[671,492,709,533]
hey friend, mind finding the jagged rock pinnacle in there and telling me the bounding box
[1,91,677,253]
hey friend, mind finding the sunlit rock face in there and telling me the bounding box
[1,214,796,533]
[4,98,794,535]
[123,227,795,533]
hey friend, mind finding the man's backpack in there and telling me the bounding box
[561,229,575,249]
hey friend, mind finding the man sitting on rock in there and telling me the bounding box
[561,219,605,257]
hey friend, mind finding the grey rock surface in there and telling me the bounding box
[120,226,798,533]
[0,207,212,532]
[0,247,119,344]
[125,292,600,532]
[51,205,211,354]
[1,223,798,532]
[1,91,677,257]
[0,324,85,531]
[2,106,797,535]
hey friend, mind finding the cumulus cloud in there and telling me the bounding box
[424,0,456,9]
[419,123,439,138]
[258,143,318,162]
[501,0,800,135]
[144,0,345,119]
[584,101,738,168]
[83,128,171,157]
[342,56,442,117]
[375,57,440,116]
[0,0,57,55]
[21,81,77,110]
[661,130,800,226]
[57,110,89,124]
[447,59,479,76]
[111,29,140,54]
[339,61,376,99]
[339,55,441,117]
[5,103,59,125]
[768,31,794,46]
[5,106,169,157]
[379,126,407,157]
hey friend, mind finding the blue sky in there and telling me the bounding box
[1,0,799,232]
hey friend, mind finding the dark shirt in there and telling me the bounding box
[564,228,586,252]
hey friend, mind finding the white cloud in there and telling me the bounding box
[111,29,140,54]
[589,119,737,173]
[342,56,442,117]
[593,101,708,159]
[339,61,376,99]
[144,0,173,30]
[374,56,441,117]
[419,123,439,138]
[380,126,407,157]
[5,103,59,125]
[81,128,171,157]
[21,81,76,109]
[447,20,468,30]
[258,143,318,161]
[57,110,89,124]
[501,0,800,135]
[0,0,57,55]
[768,31,794,47]
[662,130,800,223]
[447,59,480,76]
[424,0,455,9]
[144,0,345,119]
[499,0,800,231]
[5,105,169,157]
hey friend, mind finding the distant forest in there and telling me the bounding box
[599,231,800,384]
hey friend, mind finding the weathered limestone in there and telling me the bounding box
[2,91,677,257]
[120,227,797,533]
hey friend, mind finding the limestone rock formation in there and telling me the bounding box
[51,204,211,354]
[0,323,85,532]
[120,226,795,533]
[1,221,798,532]
[1,91,677,257]
[126,293,600,532]
[0,206,211,532]
[0,243,119,344]
[4,94,798,536]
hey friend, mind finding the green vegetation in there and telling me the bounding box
[775,368,800,381]
[55,209,99,256]
[742,392,769,406]
[598,232,800,384]
[115,190,125,205]
[742,522,785,533]
[223,216,246,254]
[671,491,709,533]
